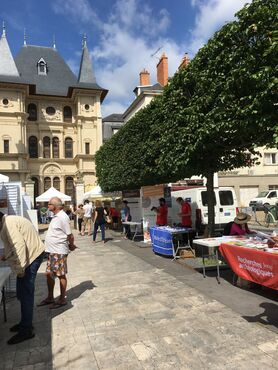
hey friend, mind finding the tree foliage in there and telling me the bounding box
[96,0,277,233]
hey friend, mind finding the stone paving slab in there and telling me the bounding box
[0,231,277,369]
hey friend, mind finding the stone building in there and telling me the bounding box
[0,27,107,205]
[102,114,124,142]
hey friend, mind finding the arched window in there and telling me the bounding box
[52,137,59,158]
[28,136,38,158]
[63,106,72,122]
[65,176,74,201]
[27,103,37,121]
[53,177,60,191]
[65,137,73,158]
[43,136,50,158]
[44,177,51,191]
[31,177,39,204]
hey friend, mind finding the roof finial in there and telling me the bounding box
[2,21,6,38]
[82,33,87,48]
[23,28,27,46]
[53,34,56,49]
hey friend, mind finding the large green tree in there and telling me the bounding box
[96,0,277,235]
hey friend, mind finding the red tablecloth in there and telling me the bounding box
[219,243,278,290]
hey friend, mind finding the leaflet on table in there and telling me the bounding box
[154,226,192,232]
[224,239,267,249]
[265,248,278,254]
[255,231,275,243]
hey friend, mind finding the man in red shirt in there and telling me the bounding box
[152,198,168,226]
[176,197,192,227]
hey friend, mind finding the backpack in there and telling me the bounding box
[223,221,233,236]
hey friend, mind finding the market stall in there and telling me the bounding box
[150,226,194,259]
[219,240,278,290]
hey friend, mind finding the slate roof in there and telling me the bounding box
[102,113,124,122]
[13,45,106,98]
[0,38,108,100]
[0,33,19,77]
[78,45,96,84]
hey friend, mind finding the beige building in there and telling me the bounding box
[123,53,170,122]
[0,28,107,205]
[219,147,278,207]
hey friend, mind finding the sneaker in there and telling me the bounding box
[9,324,34,333]
[7,330,35,345]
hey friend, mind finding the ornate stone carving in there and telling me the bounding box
[41,103,61,121]
[44,165,61,175]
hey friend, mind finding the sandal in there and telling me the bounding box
[37,299,55,307]
[49,302,67,309]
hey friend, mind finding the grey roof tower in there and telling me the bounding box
[78,35,96,84]
[0,23,19,77]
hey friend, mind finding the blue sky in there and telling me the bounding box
[1,0,249,117]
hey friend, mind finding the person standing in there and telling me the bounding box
[176,197,192,227]
[121,200,131,239]
[0,212,44,345]
[152,198,168,226]
[75,204,85,234]
[38,197,76,309]
[92,200,106,243]
[110,205,119,230]
[82,199,93,235]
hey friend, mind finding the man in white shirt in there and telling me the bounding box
[38,197,76,309]
[81,199,93,235]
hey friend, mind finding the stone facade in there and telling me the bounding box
[218,147,278,206]
[0,31,107,205]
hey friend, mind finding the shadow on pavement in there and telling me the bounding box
[243,302,278,328]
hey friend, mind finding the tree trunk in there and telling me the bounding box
[206,172,215,237]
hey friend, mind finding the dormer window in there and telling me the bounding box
[37,58,47,75]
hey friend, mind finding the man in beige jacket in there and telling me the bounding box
[0,212,44,345]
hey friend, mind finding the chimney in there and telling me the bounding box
[157,53,168,87]
[139,69,150,86]
[179,53,190,70]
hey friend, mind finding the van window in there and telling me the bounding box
[201,191,216,206]
[267,191,277,198]
[219,190,234,205]
[257,191,268,198]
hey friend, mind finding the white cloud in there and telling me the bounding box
[52,0,102,28]
[188,0,250,54]
[52,0,249,117]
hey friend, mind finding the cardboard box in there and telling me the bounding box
[179,249,195,258]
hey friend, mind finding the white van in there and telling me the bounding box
[249,190,278,208]
[170,187,238,232]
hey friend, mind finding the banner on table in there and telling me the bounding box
[219,243,278,290]
[150,227,173,256]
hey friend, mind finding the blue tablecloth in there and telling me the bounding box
[150,226,192,256]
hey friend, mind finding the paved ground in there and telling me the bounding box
[0,230,277,369]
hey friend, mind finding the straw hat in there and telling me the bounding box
[234,212,251,225]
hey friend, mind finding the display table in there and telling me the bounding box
[122,221,143,241]
[150,226,194,259]
[0,266,12,322]
[219,243,278,290]
[192,236,249,283]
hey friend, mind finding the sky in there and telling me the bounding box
[1,0,250,117]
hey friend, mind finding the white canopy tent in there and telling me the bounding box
[36,187,71,202]
[0,174,9,183]
[83,186,121,201]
